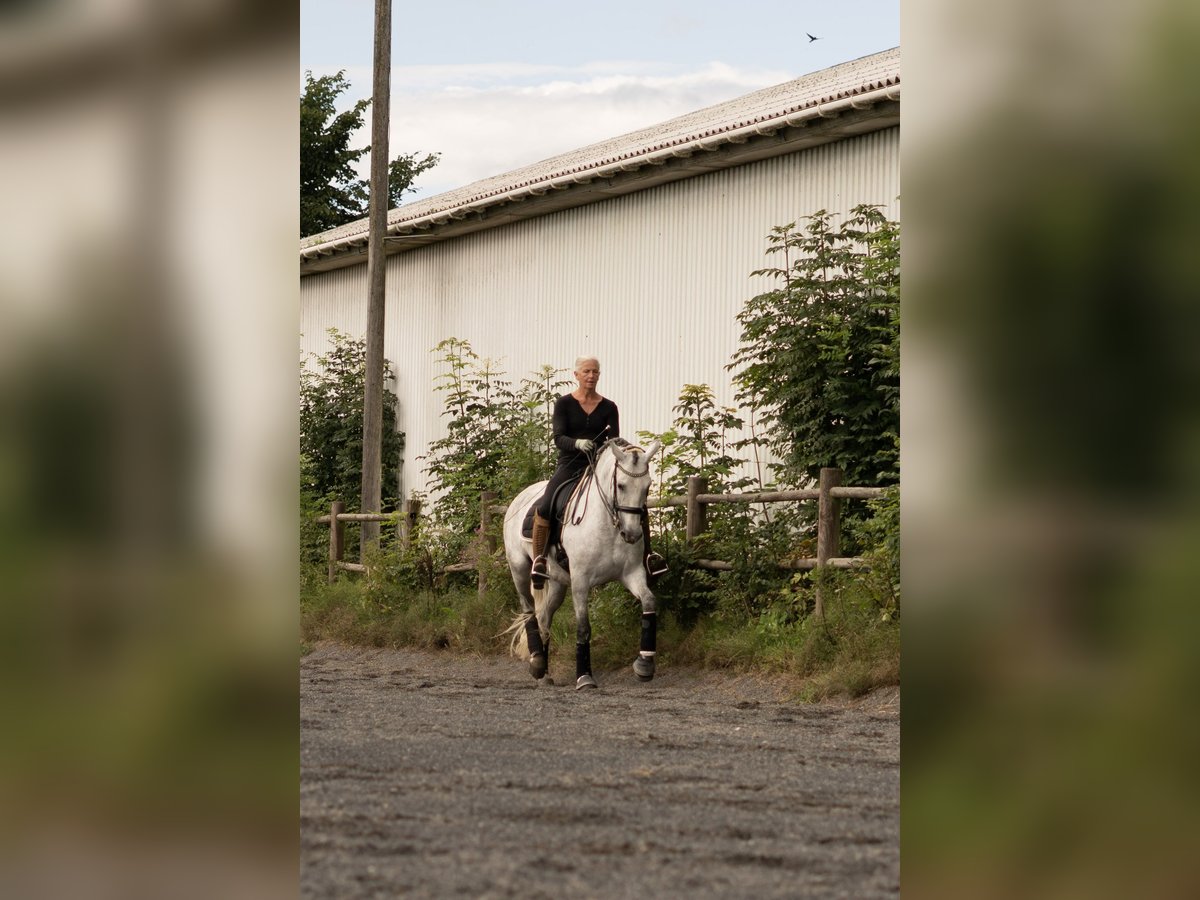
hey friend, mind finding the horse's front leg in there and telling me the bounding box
[625,571,658,682]
[570,576,597,690]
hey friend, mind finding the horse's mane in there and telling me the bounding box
[599,436,650,471]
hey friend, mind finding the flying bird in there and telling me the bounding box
[807,33,820,42]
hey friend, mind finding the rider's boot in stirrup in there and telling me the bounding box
[530,512,551,588]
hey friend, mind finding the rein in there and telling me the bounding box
[569,442,648,528]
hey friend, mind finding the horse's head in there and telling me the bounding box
[605,439,661,543]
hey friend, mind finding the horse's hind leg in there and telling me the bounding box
[540,578,568,637]
[531,580,567,682]
[525,600,548,680]
[515,577,566,682]
[508,551,549,680]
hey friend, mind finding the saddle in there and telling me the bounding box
[523,474,592,571]
[521,474,582,539]
[519,438,633,541]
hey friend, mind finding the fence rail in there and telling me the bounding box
[319,467,893,617]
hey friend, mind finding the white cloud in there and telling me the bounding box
[325,61,797,200]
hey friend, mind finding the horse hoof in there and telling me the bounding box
[529,653,547,679]
[575,674,598,690]
[633,655,656,681]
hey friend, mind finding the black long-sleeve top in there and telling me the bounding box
[551,393,620,472]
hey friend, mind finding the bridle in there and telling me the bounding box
[569,443,649,528]
[607,450,650,524]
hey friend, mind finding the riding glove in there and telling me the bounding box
[574,438,595,452]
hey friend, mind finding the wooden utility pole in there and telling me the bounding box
[360,0,391,549]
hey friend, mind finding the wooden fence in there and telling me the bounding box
[317,467,891,617]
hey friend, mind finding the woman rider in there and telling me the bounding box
[530,356,668,588]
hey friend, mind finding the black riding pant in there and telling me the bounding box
[536,461,585,519]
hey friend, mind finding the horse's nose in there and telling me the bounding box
[621,531,640,544]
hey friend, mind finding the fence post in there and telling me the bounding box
[686,476,708,543]
[815,467,843,618]
[478,491,498,599]
[400,497,421,550]
[328,500,345,584]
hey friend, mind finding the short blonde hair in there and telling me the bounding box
[574,356,600,371]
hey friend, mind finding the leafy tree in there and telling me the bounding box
[300,70,441,237]
[639,384,754,533]
[420,341,570,560]
[499,364,573,500]
[729,205,899,487]
[420,339,516,548]
[659,384,750,495]
[300,329,404,510]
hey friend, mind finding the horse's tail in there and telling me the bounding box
[501,611,532,658]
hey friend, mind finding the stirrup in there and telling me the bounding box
[531,555,548,588]
[645,553,668,577]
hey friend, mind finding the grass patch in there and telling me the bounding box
[302,572,512,654]
[301,562,899,701]
[664,577,899,700]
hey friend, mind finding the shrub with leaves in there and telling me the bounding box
[300,328,404,511]
[496,364,573,502]
[653,385,750,494]
[420,339,510,550]
[729,204,899,487]
[639,384,757,531]
[301,454,332,584]
[638,384,777,624]
[848,483,900,619]
[420,339,569,561]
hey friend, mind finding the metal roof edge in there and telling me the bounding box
[300,57,900,270]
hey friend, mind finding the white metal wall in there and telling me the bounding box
[300,127,899,499]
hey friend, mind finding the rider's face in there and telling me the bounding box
[576,363,600,390]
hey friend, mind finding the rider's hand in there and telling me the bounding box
[574,438,595,453]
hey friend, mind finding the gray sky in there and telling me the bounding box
[301,0,899,199]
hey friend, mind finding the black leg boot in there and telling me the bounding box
[525,616,547,679]
[575,642,597,690]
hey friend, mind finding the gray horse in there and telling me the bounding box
[503,439,662,690]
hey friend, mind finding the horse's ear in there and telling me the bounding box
[644,440,662,461]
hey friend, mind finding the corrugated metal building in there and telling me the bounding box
[300,48,900,500]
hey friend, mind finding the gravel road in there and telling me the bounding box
[301,641,899,898]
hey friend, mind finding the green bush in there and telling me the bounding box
[420,339,569,562]
[730,204,899,488]
[850,484,901,618]
[301,328,404,511]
